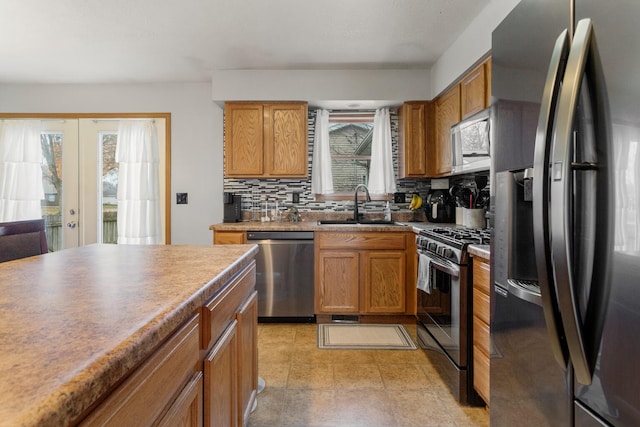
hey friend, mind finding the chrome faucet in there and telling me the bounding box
[353,184,371,222]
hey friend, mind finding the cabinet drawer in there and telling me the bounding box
[473,345,490,405]
[473,257,491,295]
[473,288,490,325]
[81,314,200,426]
[473,316,491,357]
[203,261,256,350]
[317,232,406,250]
[214,231,246,245]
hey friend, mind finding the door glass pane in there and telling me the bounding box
[40,132,63,252]
[100,132,118,244]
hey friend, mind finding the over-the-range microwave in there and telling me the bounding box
[450,107,491,175]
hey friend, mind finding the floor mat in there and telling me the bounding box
[317,324,417,350]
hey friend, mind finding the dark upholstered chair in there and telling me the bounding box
[0,219,49,263]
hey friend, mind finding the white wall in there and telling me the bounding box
[430,0,521,97]
[0,83,221,245]
[210,69,432,107]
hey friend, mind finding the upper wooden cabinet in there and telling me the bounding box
[398,101,435,178]
[432,57,491,177]
[434,84,460,176]
[224,102,308,178]
[461,61,489,119]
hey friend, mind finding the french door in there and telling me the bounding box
[1,115,169,250]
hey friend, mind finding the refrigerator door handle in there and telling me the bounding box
[532,28,571,370]
[549,18,614,386]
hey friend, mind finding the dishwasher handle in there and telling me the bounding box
[247,231,314,240]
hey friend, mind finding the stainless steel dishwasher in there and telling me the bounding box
[246,231,315,322]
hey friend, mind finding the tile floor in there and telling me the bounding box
[248,323,489,427]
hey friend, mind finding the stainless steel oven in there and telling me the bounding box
[415,227,489,406]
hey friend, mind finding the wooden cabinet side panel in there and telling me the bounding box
[265,103,308,177]
[362,251,406,313]
[224,103,264,177]
[204,321,239,427]
[213,231,246,245]
[315,251,360,313]
[434,85,460,176]
[484,58,492,109]
[236,291,258,426]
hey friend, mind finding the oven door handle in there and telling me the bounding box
[418,250,460,277]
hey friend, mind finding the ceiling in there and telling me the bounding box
[0,0,491,85]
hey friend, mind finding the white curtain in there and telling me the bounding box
[116,120,161,244]
[0,120,45,222]
[367,108,397,194]
[311,109,334,194]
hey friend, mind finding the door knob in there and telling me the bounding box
[66,221,77,229]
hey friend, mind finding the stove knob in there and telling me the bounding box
[442,248,453,259]
[428,242,437,252]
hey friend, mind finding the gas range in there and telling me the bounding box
[417,226,491,265]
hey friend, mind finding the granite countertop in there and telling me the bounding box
[0,243,258,427]
[468,244,491,260]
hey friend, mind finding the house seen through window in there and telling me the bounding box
[328,113,374,192]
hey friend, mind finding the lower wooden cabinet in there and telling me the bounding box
[315,231,410,316]
[80,315,201,426]
[204,321,239,427]
[472,256,491,406]
[80,261,258,427]
[236,291,258,426]
[157,372,203,427]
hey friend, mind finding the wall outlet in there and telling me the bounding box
[176,193,188,204]
[292,192,300,204]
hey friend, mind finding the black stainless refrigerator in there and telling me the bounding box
[491,0,640,425]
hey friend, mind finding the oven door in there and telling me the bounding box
[416,250,468,367]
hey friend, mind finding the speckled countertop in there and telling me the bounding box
[468,244,491,260]
[0,243,258,427]
[210,220,455,234]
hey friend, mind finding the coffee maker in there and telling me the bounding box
[223,192,242,222]
[426,179,454,223]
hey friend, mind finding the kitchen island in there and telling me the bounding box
[0,243,258,426]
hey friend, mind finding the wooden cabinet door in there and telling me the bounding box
[472,257,491,405]
[204,321,238,427]
[236,291,258,427]
[157,372,203,427]
[265,103,308,177]
[362,251,406,313]
[434,85,460,176]
[461,62,487,119]
[213,231,246,245]
[224,103,264,177]
[398,101,433,178]
[315,251,360,313]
